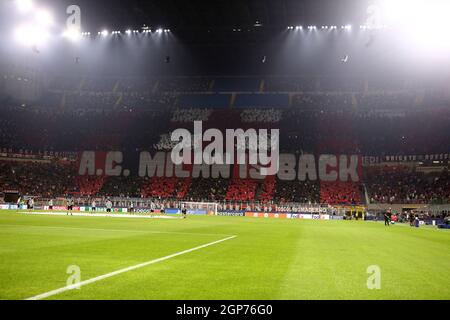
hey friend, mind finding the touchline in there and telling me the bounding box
[170,121,280,176]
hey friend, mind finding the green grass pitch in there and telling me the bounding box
[0,210,448,300]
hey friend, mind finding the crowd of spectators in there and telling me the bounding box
[47,75,427,95]
[264,77,317,92]
[320,182,363,205]
[154,133,178,151]
[49,76,82,91]
[0,105,170,151]
[240,108,282,123]
[225,179,257,201]
[0,160,75,198]
[158,78,211,92]
[73,176,107,196]
[140,177,178,199]
[292,93,353,110]
[82,77,118,92]
[175,178,191,199]
[171,108,212,123]
[279,107,450,155]
[1,76,449,207]
[356,93,416,110]
[136,177,191,201]
[4,72,450,156]
[115,78,157,93]
[0,114,19,150]
[258,176,276,202]
[365,167,450,204]
[1,99,449,156]
[120,92,176,110]
[263,76,407,93]
[37,92,63,109]
[97,176,143,198]
[65,92,119,110]
[274,180,320,204]
[186,178,229,202]
[1,159,448,205]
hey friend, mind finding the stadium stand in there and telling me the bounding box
[365,166,450,204]
[274,180,320,204]
[226,179,257,201]
[0,76,449,206]
[319,182,363,205]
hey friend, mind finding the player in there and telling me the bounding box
[91,199,96,212]
[67,198,74,216]
[106,199,112,213]
[181,204,187,219]
[149,200,155,214]
[48,199,53,210]
[27,198,34,211]
[409,213,415,227]
[383,209,391,227]
[129,201,134,213]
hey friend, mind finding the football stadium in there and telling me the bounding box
[0,0,449,304]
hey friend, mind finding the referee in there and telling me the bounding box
[384,209,391,227]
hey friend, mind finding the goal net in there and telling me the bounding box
[180,201,218,215]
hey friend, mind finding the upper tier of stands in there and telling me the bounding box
[1,102,448,155]
[46,75,448,94]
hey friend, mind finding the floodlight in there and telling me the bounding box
[14,24,49,47]
[380,0,450,49]
[35,9,54,26]
[16,0,33,13]
[63,28,81,41]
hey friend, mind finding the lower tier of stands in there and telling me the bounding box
[1,160,448,205]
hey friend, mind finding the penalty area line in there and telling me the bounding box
[25,235,237,300]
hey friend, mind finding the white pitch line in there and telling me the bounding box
[25,235,236,300]
[0,224,234,237]
[17,211,178,219]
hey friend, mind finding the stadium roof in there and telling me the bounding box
[16,0,369,43]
